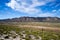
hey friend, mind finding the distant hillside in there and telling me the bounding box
[0,17,60,22]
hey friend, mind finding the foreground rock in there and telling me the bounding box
[0,31,42,40]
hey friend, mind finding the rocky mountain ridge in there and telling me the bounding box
[0,17,60,22]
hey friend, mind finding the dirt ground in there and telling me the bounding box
[18,25,60,31]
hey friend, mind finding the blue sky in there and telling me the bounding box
[0,0,60,19]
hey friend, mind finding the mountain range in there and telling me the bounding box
[0,17,60,22]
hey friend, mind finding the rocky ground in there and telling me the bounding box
[0,25,60,40]
[0,31,42,40]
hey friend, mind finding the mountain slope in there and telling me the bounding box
[0,17,60,22]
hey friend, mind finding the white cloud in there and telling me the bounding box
[6,0,55,14]
[52,9,60,14]
[6,0,17,9]
[52,10,57,12]
[38,13,55,17]
[49,3,55,6]
[55,3,60,7]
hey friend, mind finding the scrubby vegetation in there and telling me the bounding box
[0,25,60,40]
[1,22,60,27]
[18,22,60,27]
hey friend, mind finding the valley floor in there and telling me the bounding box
[0,22,60,40]
[18,25,60,31]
